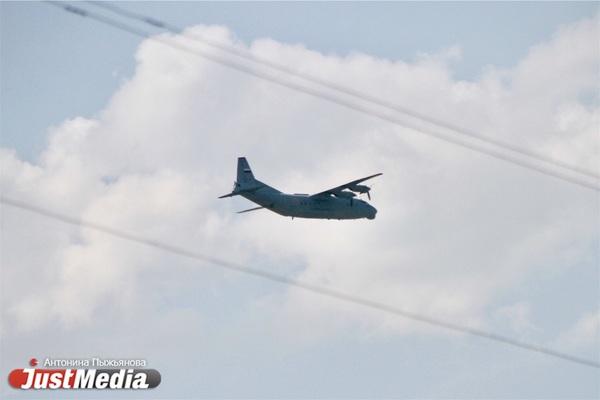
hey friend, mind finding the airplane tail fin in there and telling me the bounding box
[218,157,258,198]
[237,157,256,187]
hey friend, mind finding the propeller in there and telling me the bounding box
[349,184,372,200]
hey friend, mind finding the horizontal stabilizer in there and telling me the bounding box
[237,206,265,214]
[218,192,239,199]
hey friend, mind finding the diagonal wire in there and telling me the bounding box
[1,195,599,369]
[45,2,600,192]
[88,0,600,181]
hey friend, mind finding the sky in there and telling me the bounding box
[1,1,599,399]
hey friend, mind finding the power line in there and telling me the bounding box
[88,0,600,181]
[2,196,599,369]
[46,1,600,192]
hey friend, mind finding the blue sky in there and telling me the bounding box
[1,2,599,399]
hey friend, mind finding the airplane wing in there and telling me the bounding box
[310,173,382,198]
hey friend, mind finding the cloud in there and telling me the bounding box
[494,302,537,336]
[1,14,598,374]
[557,312,600,351]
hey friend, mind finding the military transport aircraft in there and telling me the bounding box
[219,157,382,220]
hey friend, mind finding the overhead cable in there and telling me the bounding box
[46,1,600,192]
[2,196,599,369]
[88,0,600,181]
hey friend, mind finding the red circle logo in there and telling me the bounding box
[8,369,28,388]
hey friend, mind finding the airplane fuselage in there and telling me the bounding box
[242,180,377,220]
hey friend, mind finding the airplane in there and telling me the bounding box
[219,157,382,220]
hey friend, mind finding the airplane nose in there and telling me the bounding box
[367,205,377,220]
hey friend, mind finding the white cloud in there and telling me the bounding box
[494,302,537,336]
[557,312,600,351]
[1,16,598,352]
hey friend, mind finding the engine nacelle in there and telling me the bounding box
[349,184,370,193]
[334,190,357,198]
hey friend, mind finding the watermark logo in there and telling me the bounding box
[8,358,161,390]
